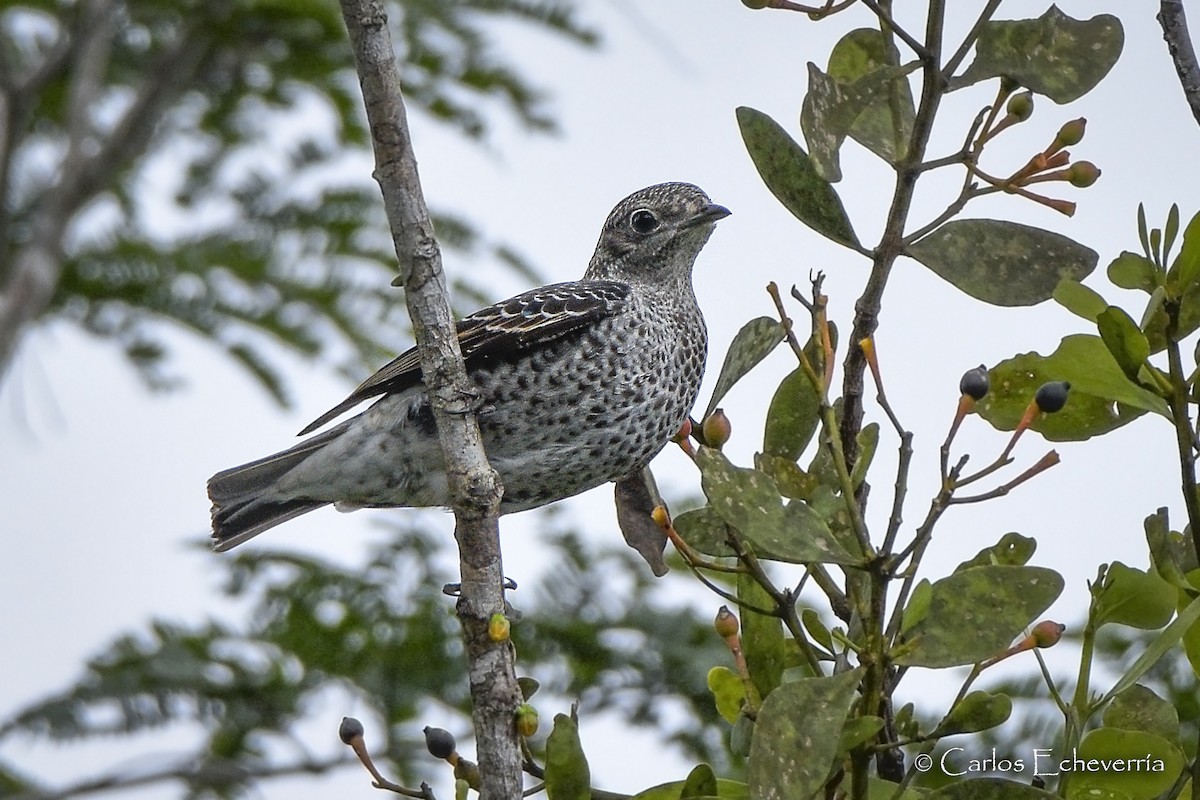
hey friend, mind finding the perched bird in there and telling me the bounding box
[208,182,729,551]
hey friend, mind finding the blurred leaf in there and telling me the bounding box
[1103,685,1179,745]
[801,609,834,652]
[976,335,1167,441]
[546,712,591,800]
[896,566,1064,668]
[1053,278,1108,322]
[907,220,1097,306]
[838,715,884,752]
[681,764,719,800]
[955,533,1038,572]
[936,691,1012,736]
[1101,595,1200,702]
[748,669,862,800]
[1166,209,1200,293]
[737,106,861,248]
[739,573,785,701]
[633,779,749,800]
[926,779,1057,799]
[950,7,1123,103]
[704,317,785,419]
[1095,562,1177,630]
[1096,306,1150,381]
[1069,728,1183,800]
[707,668,746,725]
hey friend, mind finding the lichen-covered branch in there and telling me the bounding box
[1159,0,1200,128]
[336,3,520,800]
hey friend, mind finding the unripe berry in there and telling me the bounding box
[959,365,990,401]
[741,0,770,8]
[339,716,365,744]
[714,605,740,639]
[1030,620,1066,648]
[1056,118,1087,146]
[702,409,732,449]
[423,726,458,760]
[1034,381,1070,413]
[515,703,539,737]
[1067,161,1101,188]
[1005,91,1034,122]
[488,612,511,643]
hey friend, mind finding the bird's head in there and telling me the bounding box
[585,182,730,284]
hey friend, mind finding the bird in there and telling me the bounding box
[207,182,729,551]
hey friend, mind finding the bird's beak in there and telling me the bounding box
[685,203,732,228]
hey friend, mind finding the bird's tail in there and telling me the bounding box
[207,424,346,551]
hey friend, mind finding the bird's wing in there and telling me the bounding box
[297,281,631,435]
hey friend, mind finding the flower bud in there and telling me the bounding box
[515,703,539,737]
[488,612,511,643]
[1030,620,1066,648]
[714,605,740,639]
[958,365,990,401]
[1067,161,1101,188]
[702,409,732,449]
[651,505,671,529]
[423,726,458,760]
[672,418,693,443]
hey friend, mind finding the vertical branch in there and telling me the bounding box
[337,3,519,800]
[1159,0,1200,129]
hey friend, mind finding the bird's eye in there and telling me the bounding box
[629,209,659,234]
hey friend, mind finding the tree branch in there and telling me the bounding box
[1159,0,1200,129]
[336,4,518,800]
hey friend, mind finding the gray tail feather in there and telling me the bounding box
[207,424,347,551]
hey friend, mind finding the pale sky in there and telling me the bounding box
[2,2,1198,797]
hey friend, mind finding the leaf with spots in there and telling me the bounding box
[895,565,1064,668]
[748,668,862,800]
[949,7,1123,104]
[954,532,1037,572]
[906,219,1097,306]
[695,448,860,566]
[736,106,860,248]
[703,317,785,420]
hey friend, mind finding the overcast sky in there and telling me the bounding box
[3,2,1198,798]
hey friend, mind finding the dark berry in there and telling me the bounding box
[959,366,990,400]
[423,726,457,759]
[1034,381,1071,413]
[339,716,365,744]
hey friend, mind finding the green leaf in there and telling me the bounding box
[838,715,884,752]
[754,454,819,500]
[730,714,754,759]
[545,713,591,800]
[1107,251,1160,294]
[1053,278,1108,322]
[926,779,1058,800]
[800,29,916,180]
[1103,685,1179,745]
[748,669,862,800]
[950,7,1124,103]
[696,448,860,565]
[955,532,1037,572]
[1068,728,1183,800]
[1166,209,1200,293]
[707,667,746,724]
[633,780,749,800]
[1096,306,1151,381]
[1101,595,1200,702]
[764,367,821,461]
[849,423,879,488]
[1164,204,1181,262]
[907,220,1097,306]
[674,506,734,558]
[704,317,785,419]
[736,106,860,248]
[901,579,932,634]
[1094,562,1177,630]
[976,335,1168,441]
[1184,574,1200,680]
[936,691,1013,736]
[739,573,785,700]
[801,609,834,652]
[1144,508,1196,591]
[681,764,719,800]
[895,566,1064,668]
